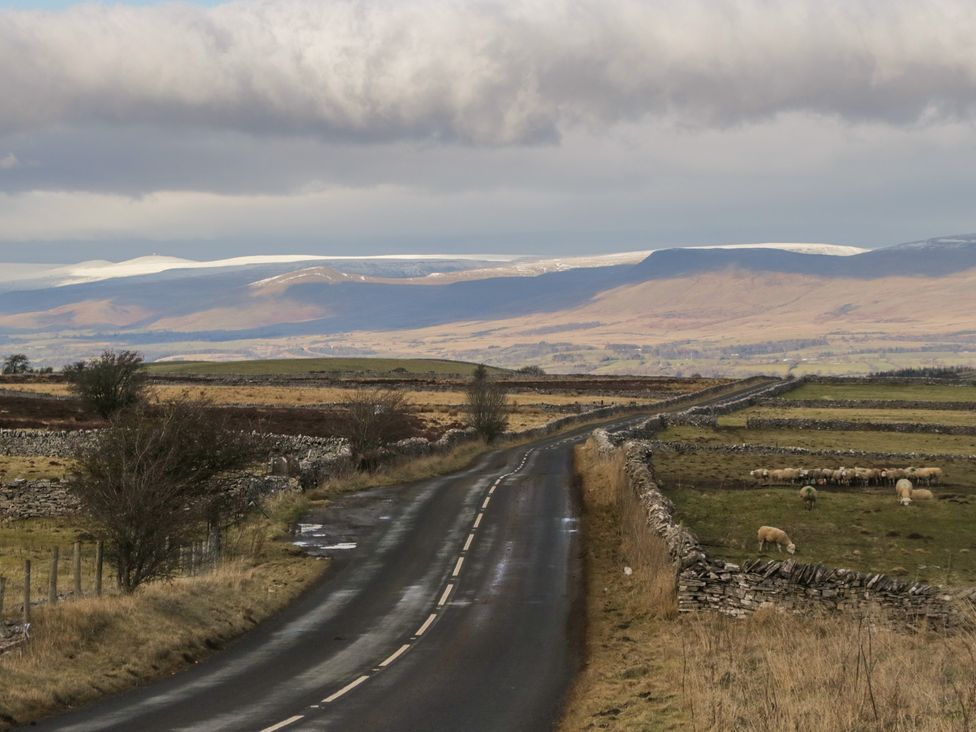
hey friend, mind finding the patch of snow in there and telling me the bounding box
[686,243,868,256]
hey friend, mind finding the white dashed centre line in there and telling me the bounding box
[438,583,454,607]
[323,675,370,703]
[259,716,305,732]
[379,644,411,668]
[481,496,491,509]
[451,556,464,577]
[473,513,483,528]
[463,533,475,551]
[415,612,438,637]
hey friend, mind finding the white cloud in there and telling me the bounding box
[2,0,976,145]
[0,153,18,169]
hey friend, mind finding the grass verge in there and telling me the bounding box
[0,491,324,730]
[562,440,976,732]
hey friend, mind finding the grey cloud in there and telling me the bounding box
[2,0,976,145]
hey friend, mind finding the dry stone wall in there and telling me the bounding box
[773,398,976,411]
[616,440,964,626]
[746,416,976,435]
[0,479,79,520]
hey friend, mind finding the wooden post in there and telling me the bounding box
[94,541,104,597]
[73,541,82,597]
[23,559,31,624]
[0,576,6,637]
[49,546,59,605]
[189,543,197,576]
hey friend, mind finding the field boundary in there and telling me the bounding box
[746,416,976,435]
[614,440,968,625]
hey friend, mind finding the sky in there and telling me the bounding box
[1,0,976,262]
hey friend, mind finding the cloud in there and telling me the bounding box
[2,0,976,145]
[0,153,18,169]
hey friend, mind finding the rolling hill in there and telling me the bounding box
[2,236,976,375]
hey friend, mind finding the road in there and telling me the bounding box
[30,382,768,732]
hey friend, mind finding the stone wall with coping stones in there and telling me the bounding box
[636,439,975,463]
[746,416,976,436]
[616,440,965,625]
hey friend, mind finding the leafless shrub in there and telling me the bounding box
[71,399,256,593]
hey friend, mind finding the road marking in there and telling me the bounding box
[488,485,496,495]
[473,513,483,528]
[463,533,474,551]
[260,715,305,731]
[415,612,437,637]
[452,556,464,577]
[481,496,491,509]
[323,675,370,703]
[438,583,454,607]
[379,643,411,668]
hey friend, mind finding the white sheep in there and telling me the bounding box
[895,478,913,506]
[799,485,817,511]
[757,525,796,554]
[911,488,934,501]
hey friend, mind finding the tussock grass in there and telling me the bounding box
[563,441,976,732]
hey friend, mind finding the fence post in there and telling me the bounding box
[23,559,31,624]
[73,541,82,597]
[0,576,6,637]
[94,541,104,596]
[190,543,198,576]
[49,546,59,605]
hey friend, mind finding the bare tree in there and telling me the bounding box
[2,353,30,374]
[64,350,148,418]
[72,399,255,593]
[340,389,415,467]
[466,364,509,443]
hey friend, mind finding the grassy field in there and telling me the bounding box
[784,382,976,402]
[667,484,976,583]
[720,404,976,428]
[563,439,976,732]
[144,357,507,377]
[659,423,976,455]
[0,456,72,481]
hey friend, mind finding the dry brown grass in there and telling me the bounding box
[562,440,976,732]
[0,492,325,729]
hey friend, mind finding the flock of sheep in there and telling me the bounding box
[749,465,944,488]
[751,465,945,556]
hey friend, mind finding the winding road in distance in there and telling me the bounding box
[30,380,768,732]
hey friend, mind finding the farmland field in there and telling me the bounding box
[719,404,976,427]
[783,381,976,402]
[653,379,976,586]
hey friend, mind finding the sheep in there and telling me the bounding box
[895,478,914,506]
[758,525,796,554]
[749,469,768,485]
[913,467,943,486]
[911,488,935,501]
[799,485,817,511]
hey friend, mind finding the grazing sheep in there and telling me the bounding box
[799,485,817,511]
[911,488,935,500]
[913,467,944,486]
[757,525,796,554]
[749,469,768,485]
[895,478,914,506]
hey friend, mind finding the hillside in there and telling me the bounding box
[2,237,976,375]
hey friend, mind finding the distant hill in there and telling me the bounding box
[3,236,976,375]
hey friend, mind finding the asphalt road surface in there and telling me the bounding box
[30,384,767,732]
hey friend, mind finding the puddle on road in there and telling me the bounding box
[291,486,399,557]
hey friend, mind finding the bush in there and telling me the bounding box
[466,364,509,443]
[64,350,148,418]
[72,399,256,592]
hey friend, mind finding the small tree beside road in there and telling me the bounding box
[340,389,415,469]
[72,399,255,593]
[64,350,148,418]
[466,364,509,443]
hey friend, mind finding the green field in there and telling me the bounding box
[719,405,976,428]
[146,357,507,377]
[665,484,976,584]
[659,424,976,455]
[784,382,976,402]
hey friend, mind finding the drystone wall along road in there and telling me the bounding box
[638,439,976,463]
[616,440,965,626]
[746,417,976,435]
